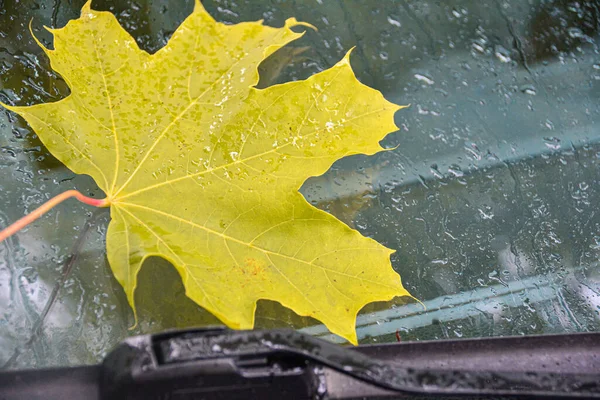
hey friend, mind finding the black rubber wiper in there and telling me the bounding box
[1,328,599,399]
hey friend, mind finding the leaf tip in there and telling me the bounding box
[193,0,212,18]
[396,103,410,112]
[81,0,93,14]
[28,19,52,56]
[413,295,426,312]
[191,0,216,25]
[335,47,355,68]
[332,307,361,345]
[389,103,409,132]
[284,18,318,32]
[347,332,359,346]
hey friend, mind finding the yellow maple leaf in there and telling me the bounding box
[1,0,412,344]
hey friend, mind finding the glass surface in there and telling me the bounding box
[1,0,599,368]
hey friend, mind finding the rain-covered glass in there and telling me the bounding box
[1,0,599,368]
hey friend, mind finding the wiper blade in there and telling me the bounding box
[1,328,599,399]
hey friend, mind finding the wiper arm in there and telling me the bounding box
[1,328,599,399]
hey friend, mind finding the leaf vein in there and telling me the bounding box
[115,107,391,200]
[118,206,219,311]
[265,252,341,330]
[23,112,110,189]
[113,54,249,198]
[118,202,398,290]
[92,35,120,193]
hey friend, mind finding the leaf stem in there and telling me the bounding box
[0,190,109,243]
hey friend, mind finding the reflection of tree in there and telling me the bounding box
[2,209,109,368]
[0,1,76,177]
[332,141,600,340]
[529,0,599,62]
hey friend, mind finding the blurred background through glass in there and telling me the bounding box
[1,0,599,368]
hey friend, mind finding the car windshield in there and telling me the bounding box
[1,0,599,369]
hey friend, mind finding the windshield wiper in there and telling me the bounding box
[1,328,599,399]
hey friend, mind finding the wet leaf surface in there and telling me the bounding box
[1,1,410,344]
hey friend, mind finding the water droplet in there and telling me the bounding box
[543,136,561,149]
[567,27,584,39]
[414,73,434,85]
[494,45,511,63]
[472,42,485,53]
[478,207,494,220]
[430,164,443,179]
[520,84,537,95]
[447,164,463,177]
